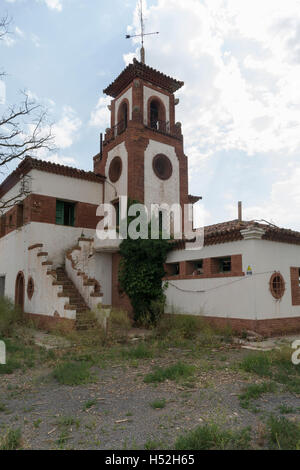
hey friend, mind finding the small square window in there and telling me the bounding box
[219,257,231,273]
[56,200,75,227]
[0,276,5,297]
[192,260,203,275]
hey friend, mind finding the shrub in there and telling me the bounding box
[175,424,251,450]
[0,297,22,337]
[156,314,201,340]
[108,309,131,342]
[144,361,195,383]
[150,398,166,409]
[122,342,153,359]
[267,416,300,450]
[53,361,95,386]
[0,428,22,450]
[239,382,277,409]
[239,352,272,377]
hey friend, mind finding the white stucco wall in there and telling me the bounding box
[1,180,26,215]
[1,169,103,215]
[143,85,170,125]
[0,223,96,302]
[31,170,103,205]
[104,142,128,203]
[165,238,300,320]
[94,252,112,306]
[144,139,180,214]
[115,87,133,127]
[27,248,76,320]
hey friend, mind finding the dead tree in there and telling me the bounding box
[0,15,54,212]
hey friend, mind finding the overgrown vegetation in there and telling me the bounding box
[107,309,132,343]
[267,415,300,450]
[0,338,52,375]
[239,348,300,394]
[239,382,277,409]
[175,424,252,450]
[144,361,195,383]
[0,428,22,450]
[0,297,22,337]
[150,398,166,409]
[119,200,171,326]
[53,361,95,386]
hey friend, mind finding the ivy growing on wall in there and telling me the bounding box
[118,200,171,325]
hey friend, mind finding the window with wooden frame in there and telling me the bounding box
[56,200,75,227]
[165,262,180,277]
[269,272,285,300]
[27,277,34,300]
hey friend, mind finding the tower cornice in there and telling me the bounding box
[103,59,184,98]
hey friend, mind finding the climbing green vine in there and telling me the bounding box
[118,200,171,325]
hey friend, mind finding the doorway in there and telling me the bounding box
[15,272,25,311]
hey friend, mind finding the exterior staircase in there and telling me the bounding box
[54,266,97,330]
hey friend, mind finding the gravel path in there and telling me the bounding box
[0,347,299,450]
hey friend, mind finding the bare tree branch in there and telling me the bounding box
[0,15,10,40]
[0,19,55,211]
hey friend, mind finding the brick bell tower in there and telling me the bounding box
[93,58,191,220]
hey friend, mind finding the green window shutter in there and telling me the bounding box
[70,204,75,227]
[56,200,64,225]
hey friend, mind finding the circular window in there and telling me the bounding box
[109,157,122,183]
[152,154,173,181]
[27,277,34,300]
[269,272,285,300]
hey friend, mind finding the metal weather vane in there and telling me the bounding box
[125,0,159,64]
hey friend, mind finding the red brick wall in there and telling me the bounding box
[0,193,101,238]
[204,315,300,337]
[76,202,102,229]
[290,267,300,305]
[166,254,244,280]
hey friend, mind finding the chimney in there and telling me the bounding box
[238,201,242,222]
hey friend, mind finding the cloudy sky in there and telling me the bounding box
[1,0,300,229]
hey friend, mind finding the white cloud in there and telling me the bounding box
[5,0,63,11]
[0,81,6,105]
[124,0,300,229]
[15,26,24,38]
[89,96,111,129]
[126,0,300,157]
[52,106,82,149]
[31,33,41,48]
[244,166,300,230]
[47,153,77,166]
[43,0,63,11]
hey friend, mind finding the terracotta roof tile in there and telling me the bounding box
[203,219,300,246]
[0,156,105,199]
[104,59,184,98]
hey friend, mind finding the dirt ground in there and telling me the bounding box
[0,329,299,450]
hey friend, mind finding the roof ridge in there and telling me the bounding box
[104,59,184,97]
[0,156,105,199]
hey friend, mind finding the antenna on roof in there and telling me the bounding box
[125,0,159,64]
